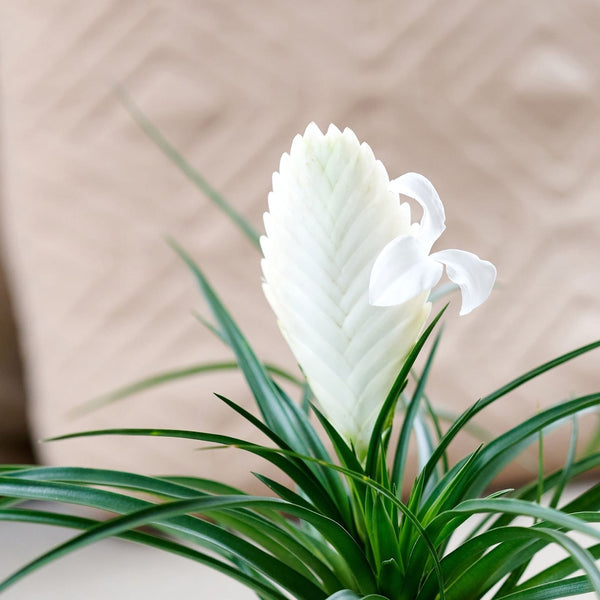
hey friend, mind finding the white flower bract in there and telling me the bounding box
[261,123,430,457]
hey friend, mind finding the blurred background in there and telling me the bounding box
[0,0,599,537]
[0,1,599,597]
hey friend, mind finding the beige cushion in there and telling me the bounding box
[0,2,598,489]
[0,253,31,463]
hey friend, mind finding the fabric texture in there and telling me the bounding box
[0,1,598,488]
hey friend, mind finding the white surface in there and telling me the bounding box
[0,519,254,600]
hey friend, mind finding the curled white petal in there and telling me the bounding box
[389,172,445,252]
[431,248,497,315]
[369,235,444,306]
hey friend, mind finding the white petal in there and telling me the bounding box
[431,248,496,315]
[369,235,443,306]
[389,172,446,252]
[263,125,429,457]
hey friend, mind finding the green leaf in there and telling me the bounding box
[0,478,323,597]
[417,392,600,519]
[512,542,600,592]
[170,240,349,517]
[529,528,600,597]
[326,592,389,600]
[326,592,363,600]
[369,494,401,576]
[310,404,364,475]
[0,494,376,598]
[170,241,318,451]
[391,331,441,491]
[45,427,343,520]
[115,85,261,249]
[418,520,600,600]
[422,339,600,483]
[483,465,600,539]
[454,497,600,541]
[463,392,600,497]
[494,576,592,600]
[549,415,578,509]
[71,361,303,417]
[410,402,437,476]
[0,507,289,600]
[4,465,230,499]
[5,465,342,592]
[365,305,447,478]
[236,444,447,600]
[400,453,486,598]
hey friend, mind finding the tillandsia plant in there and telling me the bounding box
[1,121,600,600]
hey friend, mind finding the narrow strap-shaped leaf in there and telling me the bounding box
[461,392,600,497]
[0,464,34,473]
[512,542,600,592]
[365,305,447,478]
[116,85,261,249]
[215,391,348,522]
[171,240,349,513]
[191,310,229,344]
[0,478,331,598]
[72,361,303,417]
[45,427,343,520]
[418,534,532,600]
[213,393,295,451]
[410,404,437,477]
[301,382,312,414]
[326,591,390,600]
[0,491,327,599]
[156,475,246,495]
[234,444,447,600]
[495,576,592,600]
[420,393,600,513]
[454,497,600,541]
[309,404,360,532]
[491,559,531,599]
[418,524,600,600]
[246,476,354,592]
[269,381,351,519]
[1,494,376,598]
[549,415,578,508]
[252,473,317,511]
[476,467,600,543]
[3,465,340,592]
[4,465,232,499]
[0,507,289,600]
[170,240,300,445]
[401,453,485,597]
[369,493,401,574]
[207,504,342,591]
[513,528,600,597]
[421,339,600,484]
[520,454,600,505]
[171,243,335,455]
[311,405,363,475]
[418,448,484,527]
[561,480,600,513]
[392,331,441,490]
[271,380,343,480]
[419,389,447,459]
